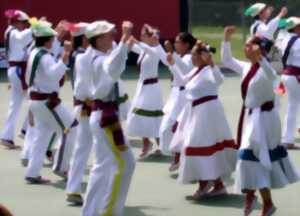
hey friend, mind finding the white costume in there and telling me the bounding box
[81,21,135,216]
[279,32,300,144]
[126,43,165,138]
[66,46,93,196]
[159,52,193,155]
[25,47,77,178]
[169,63,236,183]
[221,41,299,192]
[1,25,32,145]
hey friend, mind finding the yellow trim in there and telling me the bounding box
[101,127,125,216]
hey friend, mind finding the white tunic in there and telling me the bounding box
[126,42,164,138]
[170,64,236,183]
[26,48,68,93]
[5,26,32,61]
[250,16,280,39]
[221,41,299,191]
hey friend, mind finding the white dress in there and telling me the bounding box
[221,41,300,192]
[169,64,237,184]
[159,53,193,155]
[126,43,164,138]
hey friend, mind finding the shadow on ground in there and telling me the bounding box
[124,205,169,216]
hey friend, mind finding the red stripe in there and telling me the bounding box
[185,139,237,156]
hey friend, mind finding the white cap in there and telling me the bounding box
[4,9,29,21]
[245,3,267,17]
[85,20,115,39]
[282,17,300,30]
[68,22,89,37]
[29,18,57,37]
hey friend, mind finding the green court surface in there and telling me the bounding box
[0,69,300,216]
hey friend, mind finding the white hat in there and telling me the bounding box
[68,22,89,37]
[245,3,267,17]
[279,17,300,30]
[85,20,115,39]
[4,9,29,21]
[29,18,57,37]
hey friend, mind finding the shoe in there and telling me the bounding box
[66,193,83,206]
[46,150,54,163]
[286,143,300,150]
[244,194,257,216]
[206,187,228,197]
[187,181,214,200]
[21,158,29,167]
[25,176,51,184]
[53,170,68,180]
[18,130,26,139]
[259,204,276,216]
[139,144,153,158]
[1,139,20,150]
[169,162,180,172]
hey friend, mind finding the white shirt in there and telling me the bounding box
[278,32,300,68]
[221,42,276,108]
[26,47,68,93]
[250,17,280,40]
[74,46,95,100]
[5,26,32,61]
[169,53,193,86]
[92,42,128,100]
[131,42,166,80]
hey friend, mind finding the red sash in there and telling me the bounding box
[236,63,259,148]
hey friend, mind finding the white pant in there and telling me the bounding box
[25,100,76,177]
[159,116,176,155]
[21,123,35,160]
[282,75,300,144]
[1,66,26,142]
[81,111,135,216]
[66,116,93,194]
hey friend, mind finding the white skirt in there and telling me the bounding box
[159,87,187,155]
[172,99,237,184]
[235,108,300,192]
[126,80,163,138]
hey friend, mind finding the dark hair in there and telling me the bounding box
[177,32,197,50]
[0,204,13,216]
[194,41,216,55]
[35,36,53,47]
[251,36,273,55]
[254,15,260,20]
[73,35,84,50]
[89,35,101,48]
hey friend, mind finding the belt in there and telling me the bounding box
[8,61,28,90]
[91,99,117,111]
[192,95,218,107]
[283,66,300,76]
[143,78,158,85]
[74,97,93,117]
[248,101,274,115]
[30,91,59,100]
[8,61,27,67]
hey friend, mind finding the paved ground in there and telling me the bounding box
[0,72,300,216]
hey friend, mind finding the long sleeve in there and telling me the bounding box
[12,28,32,46]
[211,65,224,84]
[103,42,128,81]
[221,41,248,75]
[168,64,190,86]
[74,56,91,100]
[40,54,67,82]
[259,57,276,80]
[131,43,142,55]
[173,53,193,74]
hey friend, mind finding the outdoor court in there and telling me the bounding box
[0,68,300,216]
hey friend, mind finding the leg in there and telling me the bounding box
[112,149,136,215]
[139,137,152,158]
[66,117,93,202]
[244,189,257,216]
[259,188,276,216]
[1,67,25,146]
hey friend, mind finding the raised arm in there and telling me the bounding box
[173,53,193,74]
[221,26,249,75]
[11,28,33,46]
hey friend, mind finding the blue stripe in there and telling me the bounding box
[239,146,288,162]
